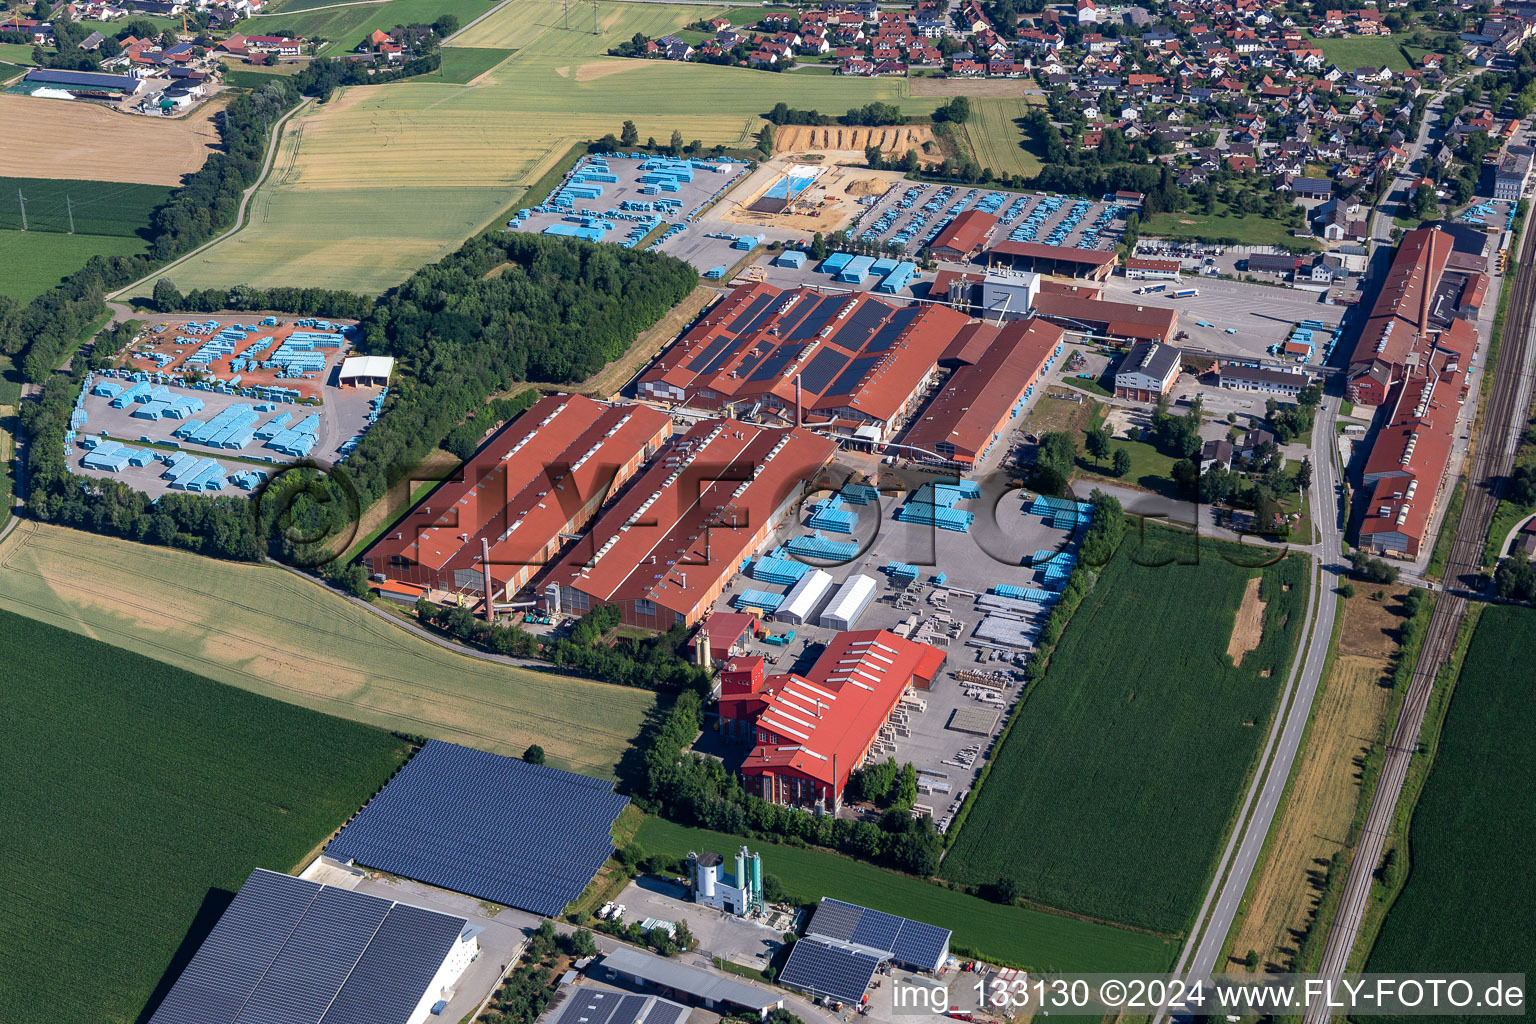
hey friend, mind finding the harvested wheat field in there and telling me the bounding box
[0,94,226,186]
[774,123,938,161]
[0,520,654,778]
[1228,576,1266,666]
[1226,588,1405,971]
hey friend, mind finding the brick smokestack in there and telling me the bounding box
[480,536,495,622]
[795,373,803,428]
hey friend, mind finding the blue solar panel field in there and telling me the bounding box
[325,740,629,917]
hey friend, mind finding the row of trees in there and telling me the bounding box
[413,600,714,696]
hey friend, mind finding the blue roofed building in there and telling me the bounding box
[23,67,145,96]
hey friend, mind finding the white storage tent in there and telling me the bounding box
[818,574,877,631]
[775,569,833,624]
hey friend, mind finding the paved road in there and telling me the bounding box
[1160,398,1345,1002]
[1301,135,1536,1021]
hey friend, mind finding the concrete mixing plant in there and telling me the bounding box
[688,846,762,917]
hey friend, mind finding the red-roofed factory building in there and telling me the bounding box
[927,210,998,261]
[1348,227,1484,559]
[719,630,947,810]
[901,317,1065,465]
[635,283,971,442]
[544,419,837,629]
[363,395,671,603]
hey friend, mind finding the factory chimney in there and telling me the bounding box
[794,373,803,428]
[480,537,495,623]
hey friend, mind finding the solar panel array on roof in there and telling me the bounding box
[324,740,628,917]
[774,294,821,338]
[687,334,738,373]
[866,306,923,353]
[148,868,468,1024]
[547,987,692,1024]
[727,289,779,332]
[834,302,891,352]
[809,898,952,972]
[805,897,862,941]
[849,906,904,951]
[788,296,841,341]
[828,355,881,397]
[778,938,883,1005]
[748,341,805,383]
[799,346,851,394]
[740,300,785,339]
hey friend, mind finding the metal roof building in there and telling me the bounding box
[363,395,672,602]
[635,283,970,439]
[147,868,478,1024]
[546,987,691,1024]
[779,897,953,1005]
[774,568,834,624]
[545,419,837,630]
[324,740,628,917]
[597,947,783,1018]
[902,316,1064,465]
[23,67,144,94]
[817,573,877,630]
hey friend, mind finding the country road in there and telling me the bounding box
[1161,396,1345,1000]
[106,96,313,304]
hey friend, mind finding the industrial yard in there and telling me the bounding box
[507,151,759,278]
[709,481,1091,833]
[67,313,387,496]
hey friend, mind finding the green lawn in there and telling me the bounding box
[1364,606,1536,997]
[253,0,501,51]
[437,44,516,82]
[1142,209,1319,250]
[0,229,149,302]
[1315,35,1411,72]
[0,351,19,406]
[635,817,1175,971]
[1075,435,1180,495]
[942,529,1310,934]
[0,608,411,1024]
[0,41,39,65]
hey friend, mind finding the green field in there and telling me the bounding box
[942,530,1309,934]
[961,97,1044,178]
[254,0,499,50]
[0,41,39,65]
[169,0,942,293]
[0,608,410,1024]
[0,228,149,302]
[0,176,172,236]
[1315,35,1410,72]
[1142,209,1319,249]
[1365,606,1536,990]
[437,43,515,82]
[0,520,655,777]
[635,818,1175,971]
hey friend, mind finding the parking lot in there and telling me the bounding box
[709,482,1085,831]
[1098,274,1342,364]
[507,152,755,276]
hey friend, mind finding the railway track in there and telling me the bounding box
[1302,201,1536,1016]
